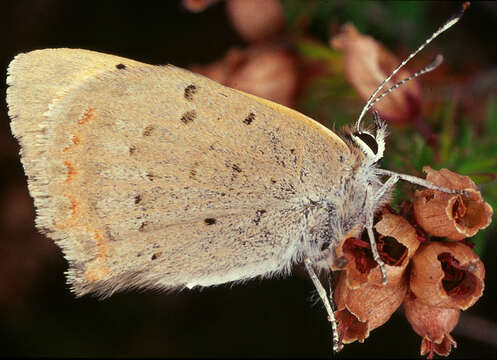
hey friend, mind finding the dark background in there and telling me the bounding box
[1,0,496,358]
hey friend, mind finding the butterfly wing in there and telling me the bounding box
[7,49,351,296]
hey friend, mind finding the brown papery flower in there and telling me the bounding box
[333,210,420,288]
[191,45,298,107]
[190,48,245,85]
[330,23,422,124]
[334,271,408,344]
[182,0,221,13]
[414,166,493,241]
[404,291,460,359]
[410,241,485,310]
[184,0,284,42]
[226,0,284,42]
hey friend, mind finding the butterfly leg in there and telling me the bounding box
[375,169,468,196]
[304,257,342,352]
[365,174,400,285]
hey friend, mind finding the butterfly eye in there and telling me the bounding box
[353,132,378,155]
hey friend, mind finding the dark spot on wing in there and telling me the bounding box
[184,84,197,101]
[190,161,199,179]
[146,173,156,181]
[243,112,256,125]
[290,148,297,164]
[204,218,216,225]
[142,125,154,136]
[253,209,266,225]
[116,63,126,70]
[339,155,345,163]
[134,195,142,204]
[181,110,197,124]
[138,221,149,232]
[129,145,136,155]
[229,163,242,181]
[151,252,162,260]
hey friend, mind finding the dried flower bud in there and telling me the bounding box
[404,292,459,359]
[414,167,493,241]
[333,210,419,288]
[226,0,284,42]
[190,48,245,85]
[227,47,298,107]
[192,45,298,107]
[410,241,485,310]
[420,334,457,359]
[330,23,422,124]
[182,0,221,13]
[334,272,408,344]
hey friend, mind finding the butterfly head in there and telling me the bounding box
[346,111,387,166]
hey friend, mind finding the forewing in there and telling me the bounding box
[7,49,351,296]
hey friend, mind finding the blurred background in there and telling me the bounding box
[1,0,496,358]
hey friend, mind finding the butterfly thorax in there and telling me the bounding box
[297,123,391,269]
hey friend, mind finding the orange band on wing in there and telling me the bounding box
[77,108,94,125]
[64,161,78,182]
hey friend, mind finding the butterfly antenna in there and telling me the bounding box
[365,54,444,113]
[355,1,470,131]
